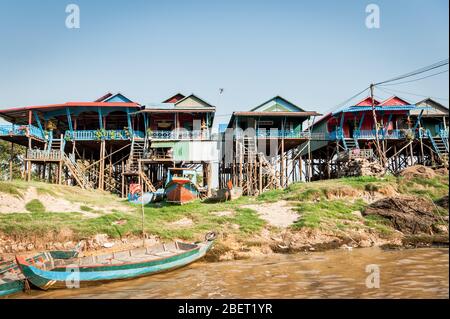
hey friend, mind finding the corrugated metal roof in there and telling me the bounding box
[333,105,426,115]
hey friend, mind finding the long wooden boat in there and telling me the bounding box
[0,271,24,297]
[165,168,199,204]
[0,245,83,297]
[16,232,216,291]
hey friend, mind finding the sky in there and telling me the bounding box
[0,0,448,126]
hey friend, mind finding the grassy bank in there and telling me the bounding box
[0,168,448,257]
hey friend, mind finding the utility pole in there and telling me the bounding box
[370,84,384,166]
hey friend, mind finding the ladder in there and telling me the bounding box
[127,138,146,172]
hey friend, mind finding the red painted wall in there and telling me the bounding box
[329,111,408,137]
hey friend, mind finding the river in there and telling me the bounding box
[13,247,449,299]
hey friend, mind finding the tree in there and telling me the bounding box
[0,140,25,180]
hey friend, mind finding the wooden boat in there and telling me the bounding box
[0,245,83,297]
[165,168,199,204]
[0,271,24,297]
[16,232,216,291]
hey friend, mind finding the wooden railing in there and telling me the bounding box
[337,148,374,161]
[26,149,62,160]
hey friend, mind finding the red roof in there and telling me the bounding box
[0,102,141,114]
[354,97,381,106]
[94,93,113,102]
[379,96,410,106]
[162,93,186,104]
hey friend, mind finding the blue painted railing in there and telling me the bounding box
[354,129,404,140]
[328,129,405,140]
[64,130,144,141]
[417,129,447,139]
[0,124,45,140]
[427,129,441,155]
[255,130,311,139]
[329,128,344,141]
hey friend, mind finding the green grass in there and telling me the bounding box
[0,180,27,197]
[363,215,394,236]
[398,176,449,200]
[80,205,94,212]
[291,199,366,230]
[25,199,45,213]
[0,171,447,243]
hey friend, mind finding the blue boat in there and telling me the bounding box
[0,245,83,297]
[16,232,216,290]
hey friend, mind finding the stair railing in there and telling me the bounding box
[427,129,441,156]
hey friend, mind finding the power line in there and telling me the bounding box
[322,87,370,115]
[377,86,449,101]
[379,69,448,87]
[374,58,449,86]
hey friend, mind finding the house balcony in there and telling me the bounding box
[418,128,449,139]
[0,124,45,140]
[26,149,63,161]
[232,129,327,140]
[149,130,211,140]
[354,129,405,140]
[329,129,405,140]
[64,130,145,141]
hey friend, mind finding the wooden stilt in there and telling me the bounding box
[9,142,13,180]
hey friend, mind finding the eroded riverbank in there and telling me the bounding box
[1,166,448,263]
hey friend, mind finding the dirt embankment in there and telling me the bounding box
[0,165,448,263]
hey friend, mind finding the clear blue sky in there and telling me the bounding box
[0,0,448,125]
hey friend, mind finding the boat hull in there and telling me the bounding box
[0,248,80,297]
[0,279,24,297]
[165,180,198,204]
[16,241,214,290]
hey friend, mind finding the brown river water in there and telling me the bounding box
[12,247,449,299]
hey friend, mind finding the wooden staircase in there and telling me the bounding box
[139,171,156,192]
[428,129,449,163]
[342,138,359,151]
[127,138,146,172]
[62,154,93,190]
